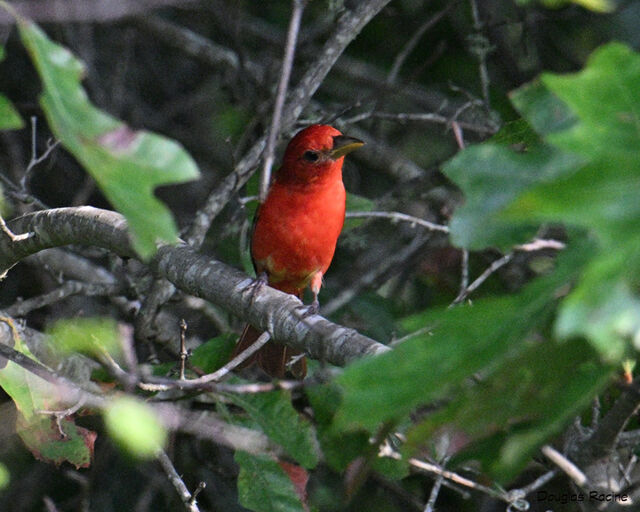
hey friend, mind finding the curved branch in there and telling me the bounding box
[4,207,390,367]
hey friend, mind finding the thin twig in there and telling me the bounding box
[6,281,120,317]
[138,332,272,392]
[156,449,203,512]
[514,238,566,252]
[451,252,513,305]
[424,473,445,512]
[179,319,188,380]
[459,249,469,297]
[140,375,303,394]
[452,238,566,305]
[0,215,32,242]
[259,0,306,201]
[409,458,503,500]
[451,120,465,149]
[541,445,588,488]
[322,234,431,316]
[345,211,449,233]
[21,116,60,191]
[468,0,491,110]
[346,110,497,135]
[517,469,559,496]
[409,458,532,510]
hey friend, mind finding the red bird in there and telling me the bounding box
[232,124,364,378]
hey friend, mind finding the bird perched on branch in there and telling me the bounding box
[231,124,364,378]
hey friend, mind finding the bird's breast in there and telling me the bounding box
[251,178,346,289]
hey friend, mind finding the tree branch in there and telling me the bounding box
[0,0,201,24]
[4,207,389,367]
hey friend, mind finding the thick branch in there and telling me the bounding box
[4,207,389,367]
[0,0,201,24]
[577,381,640,463]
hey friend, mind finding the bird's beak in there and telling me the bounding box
[329,135,364,159]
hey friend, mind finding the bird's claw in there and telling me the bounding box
[296,299,320,319]
[243,272,268,305]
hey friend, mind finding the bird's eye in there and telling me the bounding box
[303,151,319,162]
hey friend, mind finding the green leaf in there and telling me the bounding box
[47,317,121,359]
[333,241,591,432]
[17,413,96,469]
[444,143,582,249]
[235,452,306,512]
[0,462,8,490]
[488,118,541,149]
[0,320,96,468]
[190,333,237,373]
[444,43,640,359]
[0,45,24,130]
[306,383,369,471]
[0,95,24,130]
[17,21,199,258]
[407,338,613,482]
[104,396,167,458]
[534,0,615,13]
[228,391,319,469]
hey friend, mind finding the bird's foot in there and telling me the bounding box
[243,272,268,305]
[296,298,320,319]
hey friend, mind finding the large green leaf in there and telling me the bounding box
[17,21,199,258]
[333,239,592,432]
[228,390,319,469]
[445,143,583,249]
[443,43,640,360]
[406,338,613,481]
[235,452,306,512]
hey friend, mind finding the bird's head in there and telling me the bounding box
[278,124,364,184]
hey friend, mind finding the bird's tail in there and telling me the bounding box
[230,323,307,379]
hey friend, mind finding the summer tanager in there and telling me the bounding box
[231,124,364,378]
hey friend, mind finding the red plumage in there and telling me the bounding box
[231,124,363,378]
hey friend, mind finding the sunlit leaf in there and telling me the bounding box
[444,43,640,360]
[0,95,24,131]
[17,21,199,258]
[104,396,166,458]
[0,462,9,490]
[48,317,122,360]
